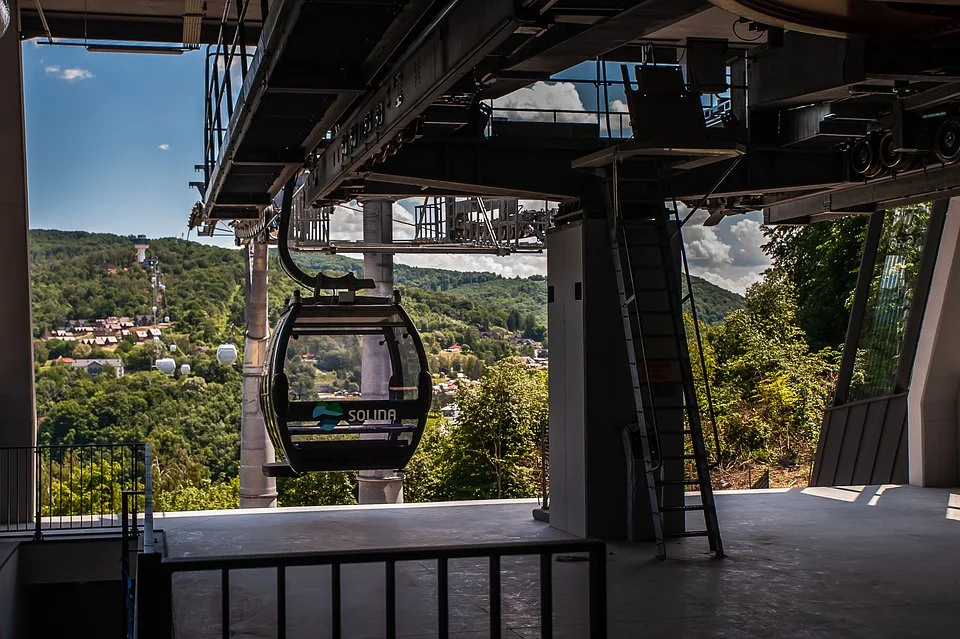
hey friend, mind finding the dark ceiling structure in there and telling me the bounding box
[18,0,960,228]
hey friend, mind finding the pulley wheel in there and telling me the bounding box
[878,132,915,172]
[934,119,960,164]
[850,137,882,178]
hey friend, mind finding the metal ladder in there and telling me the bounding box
[604,163,724,559]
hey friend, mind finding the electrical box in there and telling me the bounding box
[547,218,652,540]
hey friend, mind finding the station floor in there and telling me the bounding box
[156,485,960,638]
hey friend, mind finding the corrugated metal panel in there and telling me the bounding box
[811,394,907,487]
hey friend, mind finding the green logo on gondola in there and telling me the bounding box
[312,402,343,432]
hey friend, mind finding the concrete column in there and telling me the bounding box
[0,4,38,527]
[358,199,403,504]
[909,198,960,487]
[240,240,278,507]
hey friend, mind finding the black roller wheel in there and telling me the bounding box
[879,132,918,172]
[850,137,883,178]
[935,119,960,164]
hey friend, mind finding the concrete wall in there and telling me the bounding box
[18,537,132,585]
[909,198,960,486]
[0,544,22,639]
[0,0,38,528]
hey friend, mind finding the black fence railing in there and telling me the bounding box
[137,538,607,639]
[202,0,257,189]
[486,104,632,139]
[0,443,149,539]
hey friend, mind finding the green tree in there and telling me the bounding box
[707,270,839,464]
[442,359,546,499]
[277,472,358,507]
[763,216,868,350]
[154,477,240,512]
[404,417,454,503]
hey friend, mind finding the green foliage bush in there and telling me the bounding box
[405,359,547,501]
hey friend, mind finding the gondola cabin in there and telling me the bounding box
[260,281,431,476]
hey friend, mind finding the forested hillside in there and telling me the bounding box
[31,230,742,340]
[29,229,746,508]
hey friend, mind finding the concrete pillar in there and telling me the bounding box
[240,240,278,507]
[0,4,38,527]
[358,199,403,504]
[909,198,960,487]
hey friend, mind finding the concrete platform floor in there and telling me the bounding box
[157,485,960,638]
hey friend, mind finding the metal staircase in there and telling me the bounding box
[604,162,724,559]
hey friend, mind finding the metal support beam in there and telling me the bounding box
[303,0,519,206]
[664,150,848,201]
[0,1,38,527]
[20,11,261,45]
[358,138,609,202]
[240,240,278,508]
[358,199,403,504]
[765,162,960,224]
[832,211,885,407]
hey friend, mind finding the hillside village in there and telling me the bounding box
[50,316,165,346]
[29,231,743,392]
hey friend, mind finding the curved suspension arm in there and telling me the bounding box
[277,177,316,290]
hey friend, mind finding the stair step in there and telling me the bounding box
[658,479,701,486]
[664,530,711,539]
[660,505,705,512]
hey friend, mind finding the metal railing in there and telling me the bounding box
[0,443,150,539]
[486,104,632,139]
[703,98,732,127]
[202,0,258,187]
[137,538,606,639]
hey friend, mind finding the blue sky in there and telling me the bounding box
[21,45,769,292]
[23,43,206,241]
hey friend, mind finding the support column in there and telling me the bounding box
[909,198,960,486]
[358,199,403,504]
[240,240,278,507]
[0,3,38,527]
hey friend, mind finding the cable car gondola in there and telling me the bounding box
[260,184,432,476]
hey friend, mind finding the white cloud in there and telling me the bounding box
[683,209,734,265]
[600,99,632,138]
[729,217,769,265]
[328,205,363,240]
[316,198,770,294]
[676,209,772,295]
[493,81,594,123]
[491,82,631,137]
[45,65,93,82]
[158,144,170,151]
[398,253,546,279]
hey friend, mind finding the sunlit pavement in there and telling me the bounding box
[160,486,960,638]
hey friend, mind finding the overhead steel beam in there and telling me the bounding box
[483,0,707,99]
[20,11,260,44]
[903,81,960,112]
[663,150,848,200]
[764,161,960,224]
[302,0,521,207]
[355,137,610,201]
